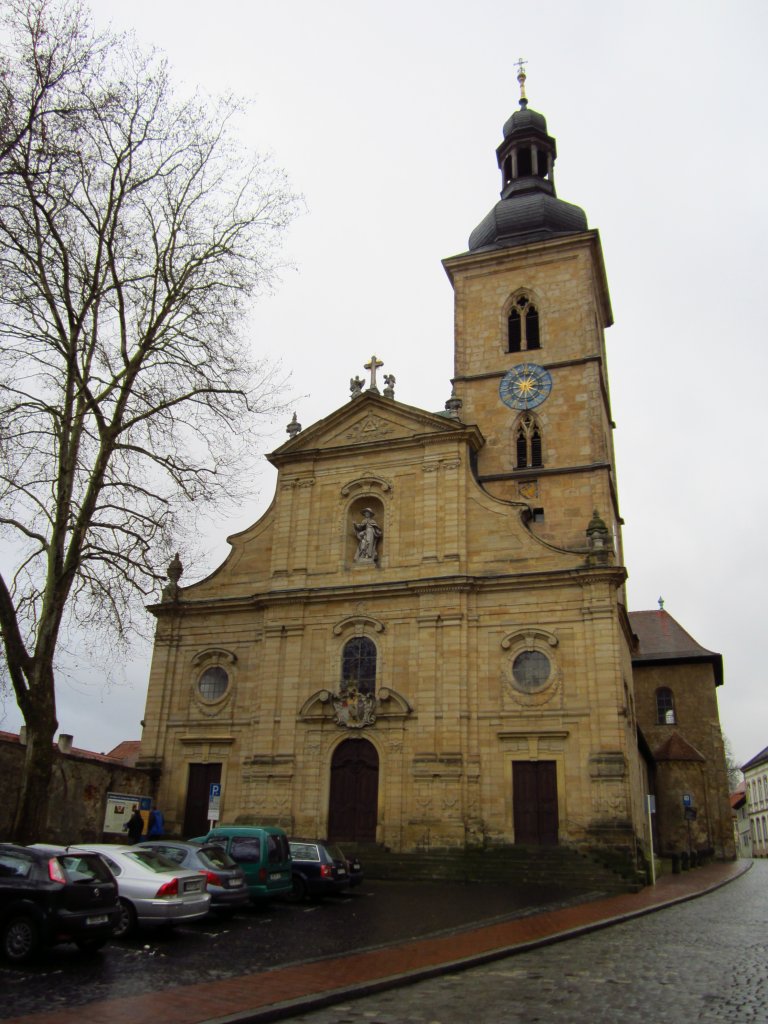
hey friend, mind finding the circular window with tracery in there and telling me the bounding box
[198,666,229,702]
[512,650,551,693]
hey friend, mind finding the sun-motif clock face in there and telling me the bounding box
[499,363,552,410]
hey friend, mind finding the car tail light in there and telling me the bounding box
[201,871,222,886]
[320,864,332,878]
[48,858,66,884]
[155,878,179,898]
[258,867,267,882]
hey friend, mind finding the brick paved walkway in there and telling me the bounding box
[4,862,749,1024]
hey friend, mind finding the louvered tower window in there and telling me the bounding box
[508,295,540,353]
[515,414,543,469]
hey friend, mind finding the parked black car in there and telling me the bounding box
[287,840,352,901]
[0,844,120,962]
[140,840,250,913]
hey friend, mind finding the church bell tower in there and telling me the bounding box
[443,65,623,560]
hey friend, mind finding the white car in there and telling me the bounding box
[72,844,211,937]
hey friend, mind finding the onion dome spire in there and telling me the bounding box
[468,63,588,252]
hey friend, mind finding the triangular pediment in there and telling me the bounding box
[269,392,482,466]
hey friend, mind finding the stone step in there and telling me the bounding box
[341,844,640,893]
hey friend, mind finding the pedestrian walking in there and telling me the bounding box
[147,804,165,838]
[126,804,144,844]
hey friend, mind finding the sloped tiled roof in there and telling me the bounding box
[741,744,768,773]
[653,732,706,762]
[107,740,141,766]
[0,730,137,765]
[628,609,723,686]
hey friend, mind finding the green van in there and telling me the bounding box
[190,825,292,902]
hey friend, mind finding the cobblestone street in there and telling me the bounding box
[292,861,767,1024]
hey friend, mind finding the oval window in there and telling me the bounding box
[198,666,229,701]
[512,650,551,693]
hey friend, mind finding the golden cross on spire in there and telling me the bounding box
[514,57,528,104]
[364,354,383,392]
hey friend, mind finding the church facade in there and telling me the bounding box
[138,77,733,867]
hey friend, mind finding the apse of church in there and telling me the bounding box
[138,70,664,861]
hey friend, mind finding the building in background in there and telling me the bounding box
[741,744,768,857]
[730,784,752,858]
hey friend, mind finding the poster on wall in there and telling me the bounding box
[103,792,151,836]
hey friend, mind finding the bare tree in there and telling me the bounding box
[723,735,743,792]
[0,0,299,841]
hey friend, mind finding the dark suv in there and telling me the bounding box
[0,844,120,962]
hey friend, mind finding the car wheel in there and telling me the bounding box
[2,914,40,963]
[113,898,137,939]
[287,875,308,903]
[75,936,108,954]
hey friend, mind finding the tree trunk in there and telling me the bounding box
[12,678,58,843]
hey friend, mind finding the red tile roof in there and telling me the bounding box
[107,740,141,766]
[0,730,138,765]
[628,609,723,686]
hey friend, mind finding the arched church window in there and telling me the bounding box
[655,687,676,725]
[515,414,543,469]
[341,637,377,696]
[507,295,540,352]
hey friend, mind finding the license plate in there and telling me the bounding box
[337,868,346,875]
[229,878,243,887]
[86,915,108,926]
[270,872,282,880]
[184,879,204,893]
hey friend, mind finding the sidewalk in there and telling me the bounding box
[6,861,750,1024]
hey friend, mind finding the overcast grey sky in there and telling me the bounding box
[2,0,766,769]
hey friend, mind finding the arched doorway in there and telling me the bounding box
[327,738,379,842]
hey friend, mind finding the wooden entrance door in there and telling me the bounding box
[182,763,222,838]
[513,761,559,845]
[327,739,379,842]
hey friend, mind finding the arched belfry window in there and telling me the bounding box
[341,637,377,696]
[507,295,540,353]
[515,414,543,469]
[656,687,676,725]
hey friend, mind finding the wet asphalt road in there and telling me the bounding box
[1,879,587,1018]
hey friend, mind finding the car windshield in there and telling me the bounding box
[0,851,33,878]
[58,854,113,883]
[230,836,261,862]
[326,845,347,862]
[290,843,320,861]
[198,846,236,870]
[127,850,181,873]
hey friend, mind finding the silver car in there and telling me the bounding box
[74,844,210,937]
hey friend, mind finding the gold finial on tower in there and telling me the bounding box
[514,57,528,107]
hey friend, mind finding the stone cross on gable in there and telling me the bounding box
[364,355,383,392]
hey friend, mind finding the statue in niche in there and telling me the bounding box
[353,508,382,562]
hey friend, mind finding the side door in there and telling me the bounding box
[182,763,222,838]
